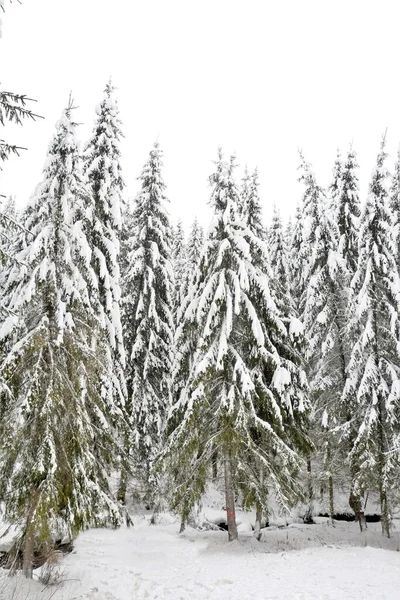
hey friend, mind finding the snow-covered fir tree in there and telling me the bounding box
[0,101,125,578]
[268,205,291,299]
[165,150,310,541]
[337,147,361,275]
[240,166,266,240]
[122,141,174,506]
[171,219,188,321]
[0,195,18,266]
[343,137,400,537]
[289,203,309,315]
[178,217,204,317]
[390,146,400,271]
[83,79,126,415]
[328,149,343,221]
[187,216,204,271]
[300,176,348,522]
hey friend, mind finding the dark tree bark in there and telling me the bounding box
[224,448,238,541]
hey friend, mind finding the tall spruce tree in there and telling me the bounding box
[296,153,331,521]
[122,141,174,506]
[0,102,124,578]
[83,80,126,413]
[300,178,347,522]
[390,146,400,271]
[343,137,400,537]
[166,150,310,541]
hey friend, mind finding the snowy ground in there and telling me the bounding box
[1,512,400,600]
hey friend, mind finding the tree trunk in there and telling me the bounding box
[212,447,218,481]
[223,448,238,541]
[328,474,335,526]
[325,443,335,526]
[378,393,391,538]
[349,488,366,532]
[254,466,265,541]
[303,458,314,523]
[117,468,127,506]
[22,492,38,578]
[23,520,35,578]
[179,518,186,534]
[254,504,262,541]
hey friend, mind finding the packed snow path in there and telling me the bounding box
[1,517,400,599]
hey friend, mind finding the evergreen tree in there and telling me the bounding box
[0,101,124,578]
[337,147,361,274]
[328,149,343,221]
[240,166,266,239]
[296,153,332,521]
[268,205,291,299]
[83,79,126,423]
[301,182,347,522]
[178,217,204,324]
[122,141,174,506]
[0,195,18,264]
[165,150,310,541]
[343,137,400,537]
[289,203,308,315]
[171,219,187,321]
[187,216,204,271]
[390,146,400,271]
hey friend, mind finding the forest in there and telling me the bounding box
[1,2,400,598]
[1,79,400,580]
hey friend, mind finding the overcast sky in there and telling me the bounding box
[1,0,400,230]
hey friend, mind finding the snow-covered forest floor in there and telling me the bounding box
[1,511,399,600]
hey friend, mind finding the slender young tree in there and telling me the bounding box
[0,101,124,578]
[289,203,308,316]
[171,219,188,321]
[268,205,291,299]
[337,147,361,274]
[240,166,266,240]
[165,150,310,541]
[122,141,174,506]
[343,137,400,537]
[328,149,343,221]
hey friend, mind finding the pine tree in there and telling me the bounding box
[122,141,174,506]
[83,79,126,423]
[0,101,125,577]
[343,136,400,537]
[165,150,310,541]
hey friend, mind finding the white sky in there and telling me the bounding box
[1,0,400,230]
